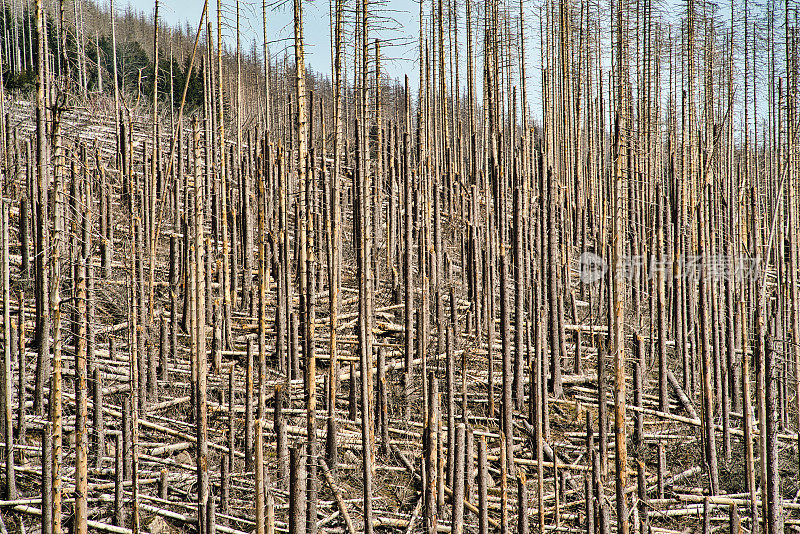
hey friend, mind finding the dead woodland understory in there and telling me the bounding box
[0,0,799,533]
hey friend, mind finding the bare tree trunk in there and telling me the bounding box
[74,167,91,534]
[766,316,782,533]
[32,0,50,419]
[1,202,14,501]
[42,422,52,534]
[193,118,210,533]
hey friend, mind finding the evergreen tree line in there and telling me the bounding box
[0,2,206,109]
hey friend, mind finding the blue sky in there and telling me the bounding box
[121,0,426,85]
[115,0,779,130]
[117,0,557,121]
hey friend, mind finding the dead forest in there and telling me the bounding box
[0,0,797,532]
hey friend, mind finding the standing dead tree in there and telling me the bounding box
[0,1,797,534]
